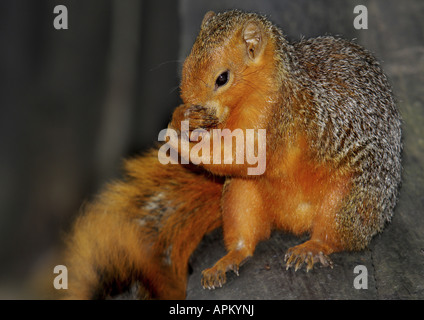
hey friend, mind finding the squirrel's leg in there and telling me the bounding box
[284,177,349,272]
[201,178,270,289]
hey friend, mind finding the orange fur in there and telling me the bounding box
[63,149,223,299]
[63,10,398,298]
[170,12,356,287]
[171,26,280,177]
[201,133,351,286]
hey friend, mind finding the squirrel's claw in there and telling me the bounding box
[284,242,333,272]
[201,262,240,290]
[201,268,226,290]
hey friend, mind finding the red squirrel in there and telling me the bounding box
[63,10,401,298]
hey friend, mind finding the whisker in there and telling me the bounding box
[149,59,184,72]
[169,84,181,94]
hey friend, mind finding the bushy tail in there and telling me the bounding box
[63,148,223,299]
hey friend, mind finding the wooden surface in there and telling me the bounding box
[183,0,424,300]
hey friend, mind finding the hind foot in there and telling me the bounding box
[284,239,334,272]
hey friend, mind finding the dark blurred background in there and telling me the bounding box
[0,0,423,298]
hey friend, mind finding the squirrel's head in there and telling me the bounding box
[180,10,286,128]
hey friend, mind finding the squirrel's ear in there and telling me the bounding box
[242,21,266,61]
[201,11,215,29]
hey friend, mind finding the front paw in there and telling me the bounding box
[184,105,220,130]
[201,267,227,290]
[201,262,239,290]
[169,104,219,131]
[201,249,252,290]
[168,104,190,133]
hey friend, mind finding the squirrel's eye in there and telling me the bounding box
[215,70,229,89]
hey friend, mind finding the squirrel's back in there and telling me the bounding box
[290,36,402,249]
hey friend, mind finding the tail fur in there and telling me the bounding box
[63,148,223,299]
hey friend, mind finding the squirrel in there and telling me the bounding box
[62,10,402,299]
